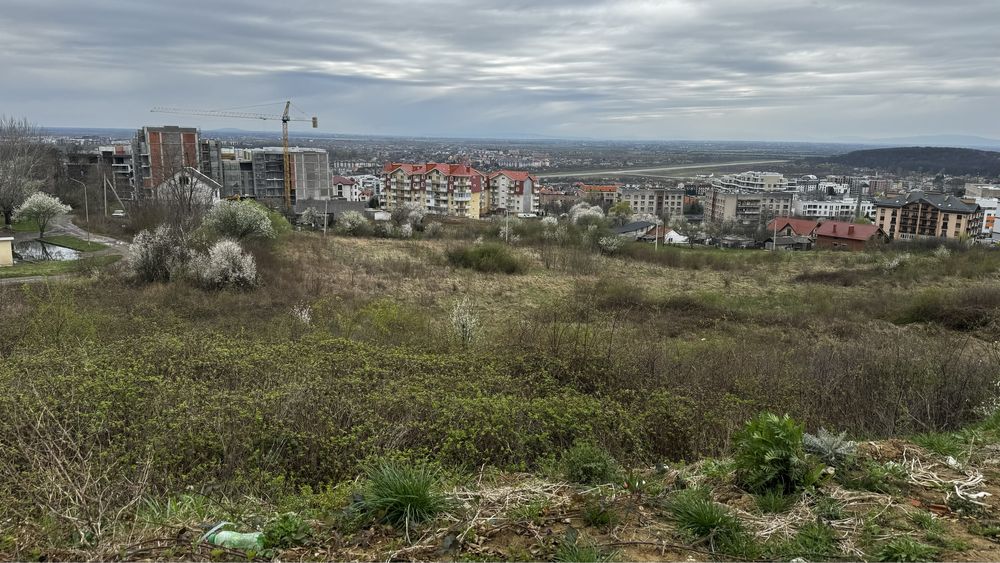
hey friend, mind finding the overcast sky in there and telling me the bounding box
[2,0,998,141]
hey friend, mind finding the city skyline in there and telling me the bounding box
[2,0,999,142]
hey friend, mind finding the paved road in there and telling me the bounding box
[536,159,790,179]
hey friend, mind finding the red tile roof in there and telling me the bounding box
[580,184,619,193]
[331,175,356,185]
[383,162,484,177]
[766,217,820,236]
[814,221,881,241]
[489,170,538,182]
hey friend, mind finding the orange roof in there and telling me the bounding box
[766,217,820,236]
[580,184,619,193]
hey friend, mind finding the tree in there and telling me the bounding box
[0,116,48,226]
[13,192,70,238]
[203,200,275,241]
[608,201,632,225]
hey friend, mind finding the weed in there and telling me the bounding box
[582,497,620,528]
[361,462,447,538]
[803,427,857,466]
[508,499,549,524]
[854,461,909,495]
[876,536,938,562]
[912,432,963,458]
[446,243,526,274]
[754,490,796,514]
[814,496,845,521]
[785,522,841,559]
[734,412,824,494]
[554,539,617,563]
[262,512,311,549]
[561,442,619,485]
[666,488,746,552]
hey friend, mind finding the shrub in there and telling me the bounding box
[450,297,478,347]
[189,239,258,290]
[734,413,823,494]
[560,441,618,485]
[361,462,446,538]
[124,225,188,283]
[597,236,623,255]
[541,216,559,228]
[446,243,526,274]
[203,200,276,241]
[262,512,311,549]
[423,221,444,238]
[399,222,414,238]
[336,210,370,236]
[803,427,857,466]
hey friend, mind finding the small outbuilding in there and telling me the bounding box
[765,235,813,251]
[0,236,14,267]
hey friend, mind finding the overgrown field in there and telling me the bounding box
[2,227,999,560]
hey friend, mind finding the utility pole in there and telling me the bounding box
[323,199,329,236]
[68,177,90,242]
[103,172,108,216]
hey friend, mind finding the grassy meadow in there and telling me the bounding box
[1,218,999,560]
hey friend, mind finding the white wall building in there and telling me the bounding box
[793,197,873,220]
[712,171,795,192]
[487,170,540,214]
[975,197,999,235]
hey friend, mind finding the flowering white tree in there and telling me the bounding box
[337,210,370,235]
[190,239,258,290]
[299,207,322,229]
[13,192,71,238]
[450,297,478,347]
[569,202,605,224]
[597,235,624,255]
[203,200,274,241]
[125,225,188,283]
[541,216,559,228]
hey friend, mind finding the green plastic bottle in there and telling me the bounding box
[202,522,264,550]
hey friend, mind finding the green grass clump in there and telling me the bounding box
[782,522,841,559]
[754,490,796,514]
[360,462,447,536]
[876,536,938,562]
[554,538,617,562]
[446,242,526,274]
[912,432,964,458]
[733,412,823,494]
[560,442,619,485]
[0,254,120,279]
[39,235,108,252]
[582,497,620,528]
[666,488,748,553]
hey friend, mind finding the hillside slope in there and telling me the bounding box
[812,146,1000,176]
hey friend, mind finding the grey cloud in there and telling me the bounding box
[0,0,997,140]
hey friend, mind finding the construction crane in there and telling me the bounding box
[151,101,318,209]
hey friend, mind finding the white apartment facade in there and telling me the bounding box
[794,198,874,220]
[712,171,795,192]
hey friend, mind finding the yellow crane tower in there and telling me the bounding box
[150,101,318,209]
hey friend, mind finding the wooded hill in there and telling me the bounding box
[810,146,1000,176]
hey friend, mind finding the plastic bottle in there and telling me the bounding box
[201,522,264,550]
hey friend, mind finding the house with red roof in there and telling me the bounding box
[487,170,541,215]
[331,175,359,200]
[814,221,887,251]
[765,217,821,237]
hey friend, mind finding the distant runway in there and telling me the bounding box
[537,159,790,179]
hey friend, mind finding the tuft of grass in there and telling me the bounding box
[666,488,744,547]
[912,432,964,458]
[360,462,447,538]
[781,522,841,559]
[582,497,620,529]
[560,442,619,485]
[876,536,938,562]
[554,540,618,563]
[262,512,311,549]
[814,496,845,521]
[754,490,796,514]
[446,242,526,274]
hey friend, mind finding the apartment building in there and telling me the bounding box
[712,171,795,192]
[579,184,620,204]
[487,170,540,214]
[247,147,331,202]
[973,197,998,235]
[874,191,983,240]
[706,189,794,224]
[618,186,685,217]
[133,126,199,197]
[382,162,485,218]
[793,197,874,220]
[965,183,1000,199]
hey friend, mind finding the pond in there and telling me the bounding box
[13,240,81,262]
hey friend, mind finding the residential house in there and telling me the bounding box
[487,170,540,215]
[153,167,222,206]
[764,235,813,251]
[814,221,886,251]
[765,217,820,237]
[874,191,983,240]
[332,176,360,200]
[612,221,657,240]
[640,225,689,244]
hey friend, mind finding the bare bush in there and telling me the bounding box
[450,296,478,347]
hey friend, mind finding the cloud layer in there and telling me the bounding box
[2,0,998,140]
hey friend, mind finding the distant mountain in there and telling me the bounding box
[835,134,1000,149]
[811,146,1000,176]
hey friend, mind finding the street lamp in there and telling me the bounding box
[66,177,90,242]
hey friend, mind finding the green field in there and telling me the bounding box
[2,221,999,561]
[0,254,120,279]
